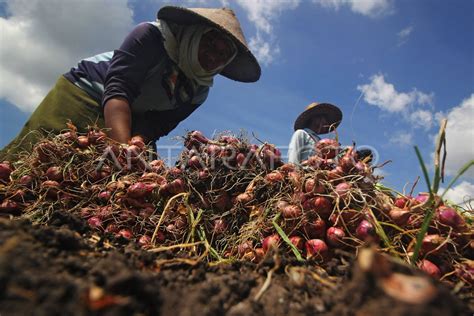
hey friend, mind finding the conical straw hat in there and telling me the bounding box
[294,102,343,134]
[158,6,261,82]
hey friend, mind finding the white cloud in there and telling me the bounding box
[389,131,413,147]
[357,74,436,130]
[0,0,133,112]
[235,0,301,34]
[409,109,433,130]
[440,181,474,208]
[397,26,413,46]
[248,33,279,65]
[358,74,414,112]
[434,111,445,123]
[234,0,300,65]
[222,0,392,65]
[357,74,433,113]
[397,26,413,39]
[313,0,394,18]
[442,94,474,178]
[184,0,213,4]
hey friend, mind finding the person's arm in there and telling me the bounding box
[288,130,306,164]
[102,23,165,142]
[104,97,132,143]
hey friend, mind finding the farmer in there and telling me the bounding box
[288,102,343,164]
[0,6,261,161]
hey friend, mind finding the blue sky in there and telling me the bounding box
[1,0,473,205]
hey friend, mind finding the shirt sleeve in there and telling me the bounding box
[288,129,308,164]
[102,22,166,108]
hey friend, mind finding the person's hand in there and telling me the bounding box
[104,97,132,143]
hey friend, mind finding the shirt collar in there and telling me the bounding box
[303,128,320,138]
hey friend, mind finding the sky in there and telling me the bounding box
[1,0,473,206]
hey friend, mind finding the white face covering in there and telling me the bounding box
[156,20,237,87]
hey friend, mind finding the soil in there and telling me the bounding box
[0,211,471,316]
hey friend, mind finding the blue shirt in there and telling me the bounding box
[288,128,321,164]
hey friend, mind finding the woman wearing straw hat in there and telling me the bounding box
[0,6,260,160]
[288,102,343,164]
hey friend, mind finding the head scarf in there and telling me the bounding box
[156,19,237,87]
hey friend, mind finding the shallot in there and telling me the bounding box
[339,147,356,172]
[279,163,296,173]
[315,139,339,159]
[212,219,228,235]
[394,196,411,208]
[326,227,346,247]
[87,130,107,144]
[313,196,333,218]
[262,234,280,253]
[42,180,60,198]
[19,175,34,187]
[187,156,203,169]
[129,135,146,149]
[304,178,325,194]
[236,192,253,204]
[389,207,411,226]
[76,136,90,148]
[127,182,157,199]
[204,144,221,156]
[420,234,447,255]
[138,235,152,248]
[335,182,351,199]
[303,218,326,239]
[265,171,284,183]
[238,241,253,257]
[437,206,465,228]
[305,239,329,260]
[236,153,246,166]
[281,204,302,219]
[356,220,376,240]
[45,166,63,182]
[199,169,210,179]
[419,259,441,279]
[87,216,103,229]
[105,224,119,233]
[116,229,133,239]
[0,199,19,214]
[0,162,12,182]
[289,236,304,251]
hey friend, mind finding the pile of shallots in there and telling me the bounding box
[0,125,472,287]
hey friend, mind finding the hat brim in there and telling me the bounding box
[294,103,343,134]
[158,6,261,83]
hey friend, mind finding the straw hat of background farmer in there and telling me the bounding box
[288,102,342,164]
[0,6,261,161]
